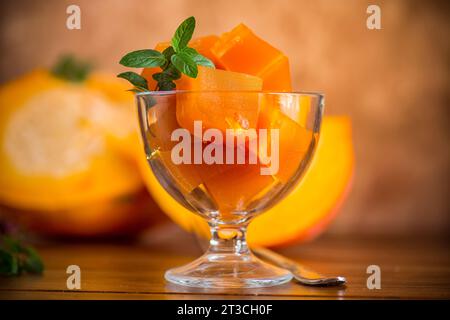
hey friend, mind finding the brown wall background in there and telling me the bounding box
[0,0,449,236]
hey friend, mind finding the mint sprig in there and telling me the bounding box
[118,16,215,91]
[0,235,44,276]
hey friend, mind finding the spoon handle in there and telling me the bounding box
[252,247,346,287]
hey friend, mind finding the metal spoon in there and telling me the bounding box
[252,247,346,287]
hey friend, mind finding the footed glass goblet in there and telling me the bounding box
[137,91,324,288]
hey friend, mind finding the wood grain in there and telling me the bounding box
[0,226,449,299]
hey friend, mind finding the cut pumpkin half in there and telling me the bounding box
[0,70,142,211]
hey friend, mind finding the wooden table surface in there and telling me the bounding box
[0,225,449,300]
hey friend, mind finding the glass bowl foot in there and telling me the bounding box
[165,252,292,288]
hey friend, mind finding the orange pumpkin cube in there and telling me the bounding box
[176,66,263,134]
[258,97,313,182]
[141,67,160,91]
[158,150,202,193]
[201,163,275,216]
[146,95,180,151]
[211,23,292,91]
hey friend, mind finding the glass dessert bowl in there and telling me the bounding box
[137,90,324,288]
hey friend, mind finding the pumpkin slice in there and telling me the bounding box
[211,23,292,91]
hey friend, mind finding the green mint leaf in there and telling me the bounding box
[0,235,44,276]
[162,46,176,66]
[158,81,176,91]
[2,236,22,253]
[0,249,19,276]
[171,52,198,78]
[154,65,181,82]
[171,16,195,52]
[119,49,166,68]
[152,72,173,83]
[21,247,44,274]
[117,72,148,89]
[163,65,182,80]
[127,88,146,93]
[181,47,215,69]
[52,55,91,83]
[192,54,215,68]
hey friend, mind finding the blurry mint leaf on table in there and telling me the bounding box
[0,235,44,276]
[119,49,166,68]
[117,71,148,89]
[21,246,44,274]
[0,250,19,276]
[171,16,195,52]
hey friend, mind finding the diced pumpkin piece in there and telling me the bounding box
[176,65,262,91]
[146,95,180,151]
[278,94,312,125]
[258,97,313,182]
[201,163,274,216]
[158,150,201,193]
[259,55,292,92]
[211,23,292,91]
[176,66,263,134]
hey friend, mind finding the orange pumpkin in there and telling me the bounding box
[0,68,163,236]
[212,24,292,91]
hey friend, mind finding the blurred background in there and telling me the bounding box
[0,0,448,238]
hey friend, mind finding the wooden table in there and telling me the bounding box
[1,225,449,299]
